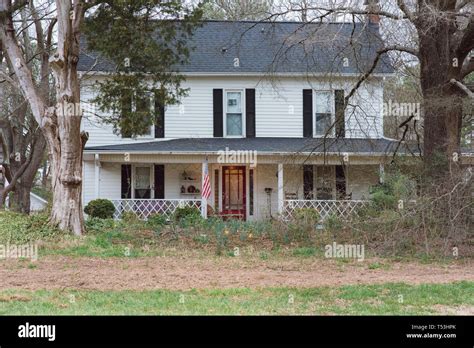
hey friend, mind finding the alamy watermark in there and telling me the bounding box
[56,101,96,117]
[0,243,38,261]
[383,100,421,120]
[324,242,365,262]
[217,147,257,167]
[18,322,55,341]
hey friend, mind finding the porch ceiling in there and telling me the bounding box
[84,137,414,156]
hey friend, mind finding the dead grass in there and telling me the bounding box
[0,255,472,291]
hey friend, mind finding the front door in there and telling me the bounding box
[222,166,246,220]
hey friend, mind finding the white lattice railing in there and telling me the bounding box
[283,199,369,221]
[111,199,202,220]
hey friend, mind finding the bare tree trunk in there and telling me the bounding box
[46,113,86,234]
[11,133,46,214]
[12,183,31,213]
[0,0,86,234]
[417,2,464,174]
[44,1,86,235]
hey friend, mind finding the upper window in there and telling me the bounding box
[225,90,244,137]
[314,91,334,137]
[120,90,153,138]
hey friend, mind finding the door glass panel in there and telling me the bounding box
[228,169,243,209]
[223,167,245,213]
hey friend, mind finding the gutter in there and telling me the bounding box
[83,150,413,157]
[79,71,395,79]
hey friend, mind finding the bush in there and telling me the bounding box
[84,199,115,219]
[121,211,140,223]
[172,206,202,224]
[85,217,117,233]
[369,171,416,210]
[146,214,167,231]
[0,211,60,244]
[324,214,343,232]
[370,190,397,210]
[293,208,319,224]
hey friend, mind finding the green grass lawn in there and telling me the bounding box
[0,282,472,315]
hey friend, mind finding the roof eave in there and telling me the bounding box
[78,70,395,78]
[83,149,413,157]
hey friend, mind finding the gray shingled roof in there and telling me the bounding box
[85,137,411,155]
[78,20,394,75]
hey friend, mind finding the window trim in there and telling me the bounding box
[223,89,246,138]
[313,90,335,138]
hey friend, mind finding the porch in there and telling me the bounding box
[83,154,382,221]
[82,137,394,221]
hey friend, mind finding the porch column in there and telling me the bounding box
[277,163,284,215]
[379,163,385,184]
[94,154,101,199]
[201,161,208,219]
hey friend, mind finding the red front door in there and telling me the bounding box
[222,166,246,220]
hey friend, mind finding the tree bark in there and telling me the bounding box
[416,2,465,174]
[0,0,86,234]
[44,1,86,235]
[10,133,46,214]
[12,183,31,214]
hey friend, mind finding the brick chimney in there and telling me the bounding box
[364,0,380,25]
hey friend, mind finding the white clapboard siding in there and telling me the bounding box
[81,75,384,146]
[99,162,122,200]
[82,161,96,206]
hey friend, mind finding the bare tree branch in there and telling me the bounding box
[455,13,474,60]
[450,78,474,99]
[461,58,474,79]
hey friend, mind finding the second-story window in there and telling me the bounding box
[314,91,333,137]
[225,90,244,137]
[120,90,153,138]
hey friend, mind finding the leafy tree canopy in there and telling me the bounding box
[84,0,204,137]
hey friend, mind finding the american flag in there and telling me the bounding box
[201,162,211,200]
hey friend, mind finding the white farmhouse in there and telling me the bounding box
[79,19,402,221]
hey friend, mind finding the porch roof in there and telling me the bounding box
[84,137,414,156]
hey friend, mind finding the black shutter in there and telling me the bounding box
[303,165,314,199]
[121,164,132,199]
[336,165,346,199]
[213,89,223,137]
[246,89,256,138]
[303,89,313,138]
[154,164,165,199]
[154,94,165,138]
[335,90,345,138]
[120,90,132,138]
